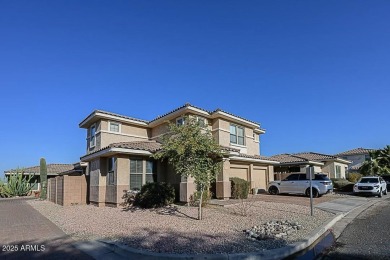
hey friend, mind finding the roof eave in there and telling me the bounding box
[80,147,153,162]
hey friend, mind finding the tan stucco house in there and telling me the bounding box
[271,152,351,179]
[336,147,374,174]
[79,103,279,207]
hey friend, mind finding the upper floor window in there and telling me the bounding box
[89,124,96,148]
[176,117,186,126]
[230,124,245,146]
[196,116,207,127]
[107,157,116,185]
[109,121,121,133]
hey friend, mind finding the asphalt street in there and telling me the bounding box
[321,197,390,260]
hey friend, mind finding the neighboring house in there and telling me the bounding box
[270,152,351,179]
[336,147,374,173]
[3,164,81,191]
[79,103,279,207]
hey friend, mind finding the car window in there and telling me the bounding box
[359,178,379,183]
[314,174,330,181]
[285,174,299,181]
[298,174,307,180]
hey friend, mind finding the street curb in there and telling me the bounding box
[94,213,345,260]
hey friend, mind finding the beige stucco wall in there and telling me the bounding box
[211,119,260,156]
[321,161,348,179]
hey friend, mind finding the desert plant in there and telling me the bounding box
[230,177,250,199]
[347,173,362,183]
[153,116,223,220]
[40,158,47,200]
[134,182,175,208]
[232,196,256,217]
[189,189,213,207]
[0,169,36,197]
[121,189,139,207]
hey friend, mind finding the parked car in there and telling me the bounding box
[353,176,387,197]
[268,173,333,198]
[381,175,390,191]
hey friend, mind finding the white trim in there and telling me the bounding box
[108,121,121,133]
[99,130,149,140]
[211,128,230,133]
[229,156,280,165]
[254,128,266,134]
[230,143,247,148]
[82,112,148,128]
[81,147,152,161]
[211,111,259,128]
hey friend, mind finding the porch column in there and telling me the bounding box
[216,158,231,200]
[180,175,196,202]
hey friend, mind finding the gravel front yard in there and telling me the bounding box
[28,200,334,254]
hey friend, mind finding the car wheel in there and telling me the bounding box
[384,189,388,195]
[378,189,383,198]
[268,186,279,195]
[306,188,319,198]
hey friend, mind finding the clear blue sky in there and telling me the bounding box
[1,1,389,177]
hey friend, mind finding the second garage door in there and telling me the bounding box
[252,168,267,191]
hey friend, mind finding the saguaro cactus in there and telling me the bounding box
[40,158,47,199]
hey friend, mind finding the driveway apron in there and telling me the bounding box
[0,198,93,260]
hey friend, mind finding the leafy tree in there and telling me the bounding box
[360,145,390,175]
[40,158,48,199]
[153,117,223,220]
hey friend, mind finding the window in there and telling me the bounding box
[108,157,116,185]
[335,165,341,178]
[145,160,156,183]
[109,122,120,133]
[196,116,207,127]
[365,154,370,161]
[130,159,143,190]
[230,124,245,145]
[89,124,96,148]
[176,117,186,126]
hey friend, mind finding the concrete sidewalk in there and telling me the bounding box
[0,198,92,260]
[74,196,381,260]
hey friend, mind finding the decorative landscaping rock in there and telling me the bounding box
[244,220,303,240]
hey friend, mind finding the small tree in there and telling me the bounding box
[153,117,223,220]
[360,146,390,176]
[40,158,48,199]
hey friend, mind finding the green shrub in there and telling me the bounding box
[189,189,213,207]
[134,182,175,208]
[230,177,250,199]
[347,173,362,183]
[0,170,36,197]
[331,178,353,190]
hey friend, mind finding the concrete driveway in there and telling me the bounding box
[0,198,93,260]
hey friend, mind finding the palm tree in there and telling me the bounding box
[360,146,390,175]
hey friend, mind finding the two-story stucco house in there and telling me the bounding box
[79,103,279,207]
[336,147,374,174]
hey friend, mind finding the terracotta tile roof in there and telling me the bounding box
[336,147,374,156]
[293,152,337,161]
[150,103,261,126]
[109,141,162,152]
[269,154,309,163]
[350,162,363,171]
[150,103,211,123]
[4,164,75,175]
[236,153,275,161]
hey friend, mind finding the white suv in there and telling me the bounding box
[268,173,333,198]
[353,176,387,197]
